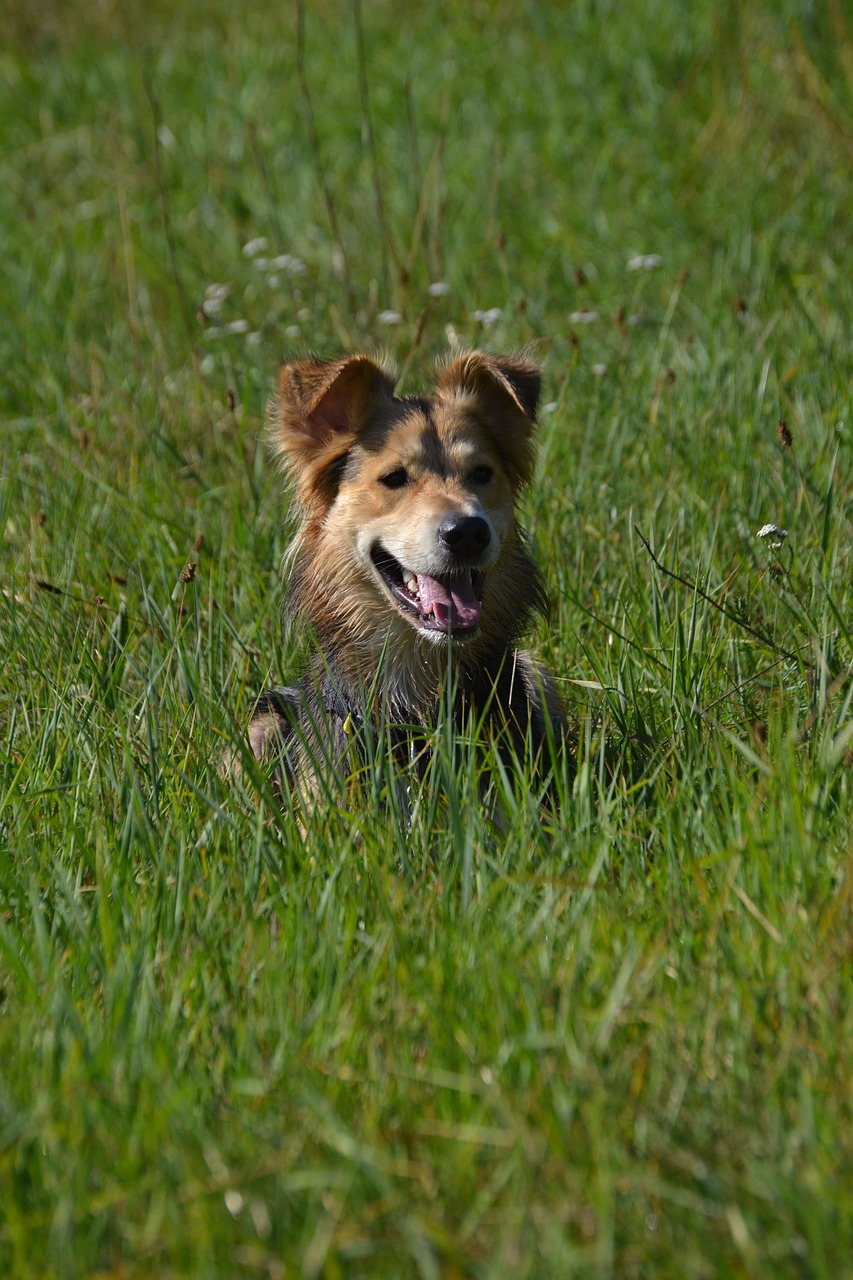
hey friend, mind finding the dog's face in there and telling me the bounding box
[275,352,542,668]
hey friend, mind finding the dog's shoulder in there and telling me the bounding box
[514,650,565,738]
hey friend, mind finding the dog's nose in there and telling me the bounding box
[437,514,491,558]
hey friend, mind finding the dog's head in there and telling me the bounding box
[274,351,544,668]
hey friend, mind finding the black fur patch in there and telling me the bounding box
[324,450,352,495]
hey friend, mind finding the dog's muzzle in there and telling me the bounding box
[369,543,485,637]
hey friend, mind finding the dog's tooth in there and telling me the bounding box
[405,574,418,593]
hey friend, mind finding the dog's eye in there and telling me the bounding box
[470,464,493,485]
[379,467,409,489]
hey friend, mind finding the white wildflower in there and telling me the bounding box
[202,283,230,315]
[569,309,599,324]
[592,363,608,377]
[378,310,403,325]
[242,237,268,257]
[542,401,559,414]
[285,324,302,338]
[271,253,306,275]
[473,307,502,327]
[224,319,249,334]
[756,523,788,548]
[627,253,663,271]
[428,281,451,297]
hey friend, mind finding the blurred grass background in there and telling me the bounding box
[1,1,852,1276]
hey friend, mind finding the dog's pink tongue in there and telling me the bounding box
[416,573,481,630]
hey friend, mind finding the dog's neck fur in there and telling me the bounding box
[308,628,494,725]
[292,595,544,730]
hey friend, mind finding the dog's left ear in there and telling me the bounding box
[275,355,396,504]
[436,352,541,485]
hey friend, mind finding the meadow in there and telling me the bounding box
[1,0,851,1275]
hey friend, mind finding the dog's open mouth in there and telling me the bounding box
[370,545,483,635]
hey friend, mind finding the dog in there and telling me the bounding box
[245,350,565,809]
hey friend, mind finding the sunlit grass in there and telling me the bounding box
[1,1,852,1276]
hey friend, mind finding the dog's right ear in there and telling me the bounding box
[275,355,396,503]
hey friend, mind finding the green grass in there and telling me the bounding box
[1,1,852,1275]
